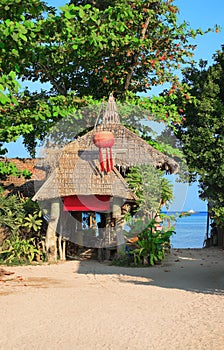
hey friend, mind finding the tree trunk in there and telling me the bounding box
[45,199,60,262]
[58,236,66,261]
[116,227,125,253]
[217,226,224,248]
[62,239,66,261]
[58,235,63,260]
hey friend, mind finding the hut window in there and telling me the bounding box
[82,212,97,230]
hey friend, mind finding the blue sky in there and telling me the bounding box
[176,0,223,63]
[5,0,224,211]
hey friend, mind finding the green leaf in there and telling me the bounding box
[12,49,19,57]
[19,33,27,41]
[84,4,91,9]
[79,8,85,18]
[64,11,73,19]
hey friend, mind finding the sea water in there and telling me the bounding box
[166,212,208,249]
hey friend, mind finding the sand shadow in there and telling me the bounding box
[76,249,224,295]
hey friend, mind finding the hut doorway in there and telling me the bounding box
[69,210,110,247]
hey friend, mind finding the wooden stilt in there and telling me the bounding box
[45,198,60,262]
[62,239,66,260]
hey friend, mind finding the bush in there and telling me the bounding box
[0,233,42,265]
[112,250,133,267]
[127,218,175,266]
[0,194,46,264]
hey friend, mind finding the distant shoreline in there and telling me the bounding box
[162,211,207,214]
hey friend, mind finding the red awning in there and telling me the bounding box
[63,195,111,212]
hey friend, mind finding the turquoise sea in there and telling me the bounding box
[166,212,208,249]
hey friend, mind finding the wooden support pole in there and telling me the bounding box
[58,235,63,261]
[116,227,125,254]
[45,198,60,262]
[62,239,66,261]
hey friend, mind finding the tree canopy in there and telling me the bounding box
[0,0,209,157]
[171,46,224,223]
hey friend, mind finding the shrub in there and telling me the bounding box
[0,194,46,264]
[127,218,175,266]
[0,233,42,265]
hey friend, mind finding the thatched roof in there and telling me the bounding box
[73,123,178,172]
[33,161,137,201]
[33,124,178,201]
[0,158,46,197]
[33,95,178,202]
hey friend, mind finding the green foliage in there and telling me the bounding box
[128,218,175,266]
[112,250,132,267]
[0,194,25,232]
[126,164,173,214]
[0,233,42,265]
[0,161,32,180]
[126,164,161,212]
[161,177,174,209]
[125,165,175,266]
[0,0,210,158]
[23,211,43,232]
[0,194,45,264]
[211,207,224,228]
[170,46,224,219]
[56,0,202,98]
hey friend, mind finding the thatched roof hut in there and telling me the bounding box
[32,94,178,258]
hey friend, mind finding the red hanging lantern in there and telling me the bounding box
[93,131,115,173]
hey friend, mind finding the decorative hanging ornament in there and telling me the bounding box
[93,131,115,173]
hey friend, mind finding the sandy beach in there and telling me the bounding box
[1,248,224,350]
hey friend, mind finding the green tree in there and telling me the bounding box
[126,164,173,216]
[124,164,174,266]
[171,46,224,228]
[0,0,210,157]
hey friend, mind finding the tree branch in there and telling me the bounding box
[124,17,150,92]
[37,63,67,95]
